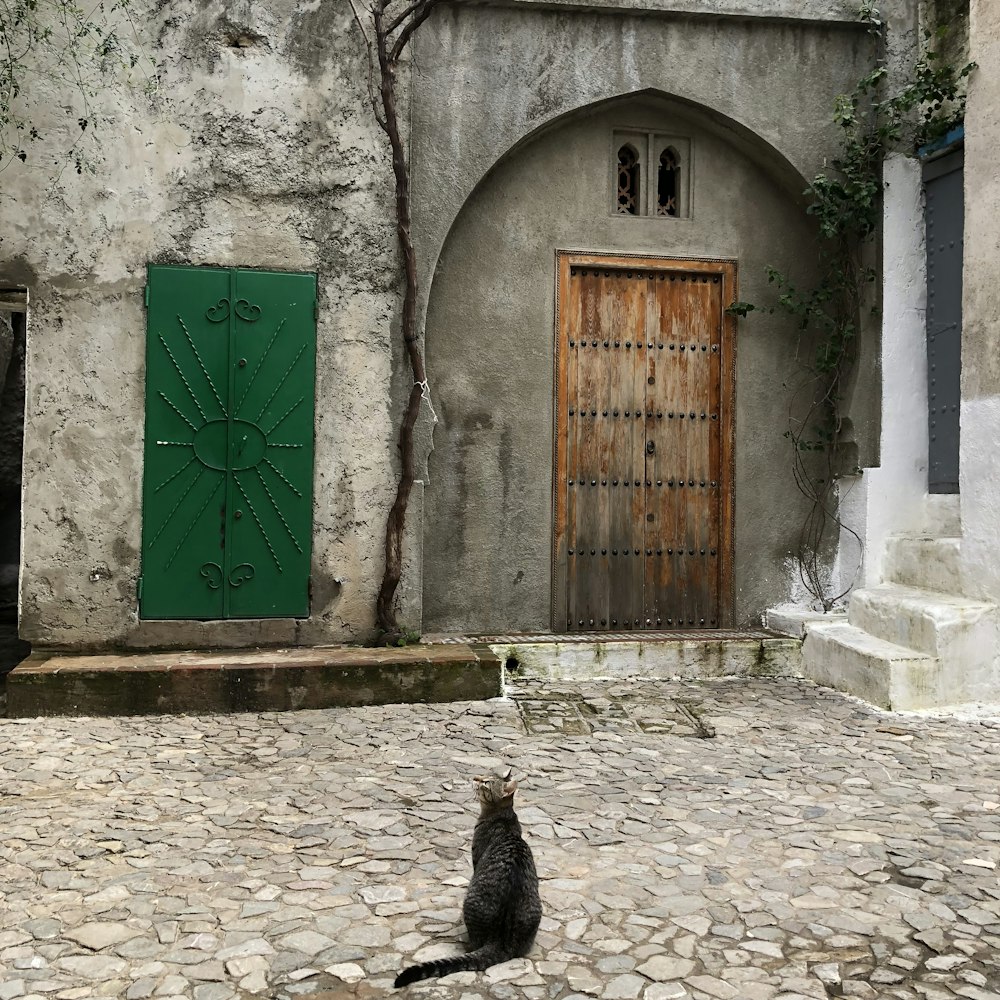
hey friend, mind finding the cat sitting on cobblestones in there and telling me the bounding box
[393,768,543,988]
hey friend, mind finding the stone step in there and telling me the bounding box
[5,644,503,718]
[762,607,846,639]
[883,535,962,593]
[802,622,942,711]
[924,493,961,537]
[849,583,999,659]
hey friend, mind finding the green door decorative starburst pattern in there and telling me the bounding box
[140,265,317,619]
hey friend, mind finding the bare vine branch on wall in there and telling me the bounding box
[350,0,441,640]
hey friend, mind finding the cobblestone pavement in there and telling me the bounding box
[2,678,1000,1000]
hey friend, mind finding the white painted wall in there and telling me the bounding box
[831,474,864,601]
[959,405,1000,601]
[960,0,1000,604]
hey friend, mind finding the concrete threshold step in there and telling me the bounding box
[803,621,941,711]
[485,634,802,680]
[5,644,503,718]
[427,629,776,643]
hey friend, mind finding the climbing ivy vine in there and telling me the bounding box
[728,3,974,611]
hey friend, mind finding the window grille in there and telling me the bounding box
[616,145,640,216]
[611,132,690,219]
[657,147,679,217]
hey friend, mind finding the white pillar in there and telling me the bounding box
[859,153,929,586]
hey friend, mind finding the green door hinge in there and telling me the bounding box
[144,284,150,308]
[136,576,144,603]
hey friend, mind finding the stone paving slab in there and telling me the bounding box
[1,678,999,1000]
[4,644,502,717]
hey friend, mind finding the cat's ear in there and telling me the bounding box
[503,767,513,781]
[503,778,518,797]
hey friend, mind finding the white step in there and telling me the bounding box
[849,583,999,660]
[883,535,962,593]
[923,494,961,537]
[802,622,942,711]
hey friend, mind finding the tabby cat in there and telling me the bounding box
[393,768,542,988]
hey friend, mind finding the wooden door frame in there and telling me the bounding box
[551,250,737,629]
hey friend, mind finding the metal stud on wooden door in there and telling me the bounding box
[554,254,734,632]
[644,271,724,629]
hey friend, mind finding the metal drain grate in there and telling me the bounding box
[425,629,774,645]
[514,690,717,738]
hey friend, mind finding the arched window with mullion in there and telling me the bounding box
[616,144,640,216]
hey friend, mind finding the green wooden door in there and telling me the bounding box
[140,265,316,619]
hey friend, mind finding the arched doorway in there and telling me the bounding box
[422,93,818,634]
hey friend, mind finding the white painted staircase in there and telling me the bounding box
[803,500,1000,710]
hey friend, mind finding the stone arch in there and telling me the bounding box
[417,88,812,312]
[419,89,823,634]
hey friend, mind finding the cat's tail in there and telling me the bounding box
[393,941,507,988]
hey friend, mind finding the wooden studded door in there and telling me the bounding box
[140,264,317,620]
[553,253,735,632]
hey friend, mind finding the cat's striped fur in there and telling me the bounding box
[394,770,542,988]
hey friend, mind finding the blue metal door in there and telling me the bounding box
[924,146,963,494]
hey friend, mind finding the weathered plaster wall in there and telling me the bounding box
[2,0,921,647]
[422,96,823,631]
[919,0,970,66]
[411,6,875,304]
[412,5,890,631]
[959,0,1000,602]
[0,1,403,649]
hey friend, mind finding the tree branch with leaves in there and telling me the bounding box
[1,0,154,177]
[349,0,441,640]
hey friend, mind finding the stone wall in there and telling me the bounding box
[411,4,886,628]
[959,0,1000,602]
[1,0,920,647]
[0,1,403,649]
